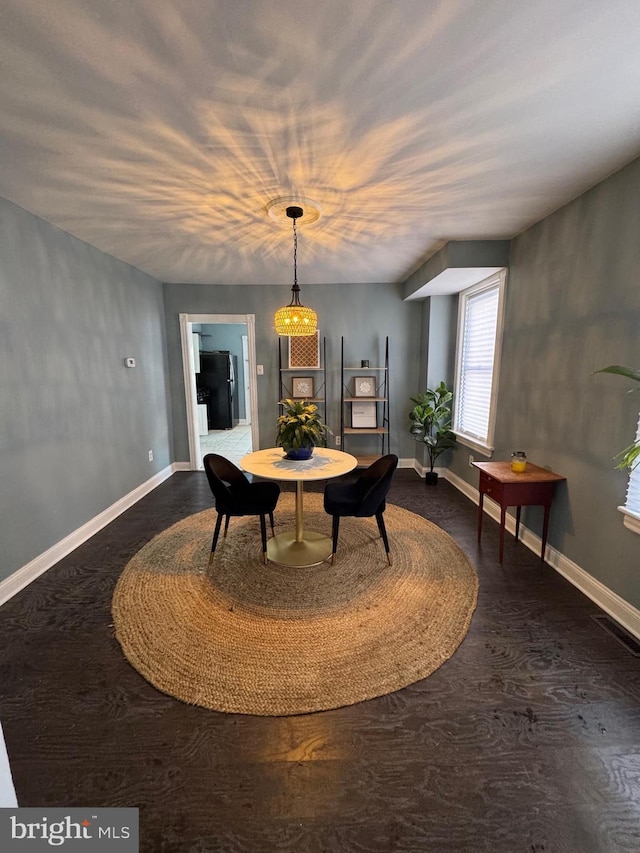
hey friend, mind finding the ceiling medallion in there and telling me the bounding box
[266,196,322,227]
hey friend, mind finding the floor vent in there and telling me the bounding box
[591,614,640,656]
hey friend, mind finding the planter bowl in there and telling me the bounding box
[284,445,314,461]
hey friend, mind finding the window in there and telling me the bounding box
[452,271,506,454]
[619,413,640,534]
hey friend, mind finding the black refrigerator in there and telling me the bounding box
[198,351,237,430]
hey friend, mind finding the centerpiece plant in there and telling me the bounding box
[409,381,456,484]
[276,399,331,460]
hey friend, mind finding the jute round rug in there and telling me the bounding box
[112,492,478,715]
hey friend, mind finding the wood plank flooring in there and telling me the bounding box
[1,470,639,852]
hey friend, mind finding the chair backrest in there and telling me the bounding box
[356,454,398,516]
[203,454,250,508]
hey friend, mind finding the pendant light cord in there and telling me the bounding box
[293,216,297,287]
[290,215,301,304]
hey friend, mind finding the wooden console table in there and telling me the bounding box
[473,461,565,562]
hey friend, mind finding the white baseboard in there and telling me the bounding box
[412,462,448,479]
[5,460,639,644]
[444,468,640,641]
[398,457,420,469]
[0,464,175,608]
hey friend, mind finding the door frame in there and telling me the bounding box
[179,313,258,470]
[241,335,250,425]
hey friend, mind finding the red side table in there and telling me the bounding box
[473,461,565,562]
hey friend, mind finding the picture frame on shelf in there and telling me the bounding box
[351,401,377,428]
[288,330,320,368]
[353,376,377,397]
[291,376,314,399]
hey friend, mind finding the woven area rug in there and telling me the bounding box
[112,492,478,716]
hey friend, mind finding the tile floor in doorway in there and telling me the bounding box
[199,424,252,468]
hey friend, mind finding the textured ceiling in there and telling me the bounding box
[1,0,640,285]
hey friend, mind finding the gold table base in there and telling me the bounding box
[266,530,333,568]
[238,451,357,569]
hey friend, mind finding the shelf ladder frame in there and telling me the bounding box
[339,336,389,466]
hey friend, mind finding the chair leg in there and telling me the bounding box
[259,514,268,565]
[223,514,231,538]
[331,515,340,564]
[376,510,392,566]
[268,511,275,535]
[210,512,224,566]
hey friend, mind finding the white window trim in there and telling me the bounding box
[452,269,507,456]
[619,506,640,535]
[454,433,495,457]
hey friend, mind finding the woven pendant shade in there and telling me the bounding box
[274,303,317,336]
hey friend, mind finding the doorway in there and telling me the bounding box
[179,313,259,471]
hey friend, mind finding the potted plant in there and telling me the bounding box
[409,381,456,484]
[594,365,640,471]
[276,398,331,460]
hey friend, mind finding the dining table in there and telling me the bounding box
[239,446,357,567]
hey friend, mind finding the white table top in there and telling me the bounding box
[240,447,357,482]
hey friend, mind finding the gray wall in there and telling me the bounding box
[416,294,458,470]
[162,282,423,461]
[0,198,172,582]
[425,295,457,391]
[445,157,640,607]
[4,149,640,611]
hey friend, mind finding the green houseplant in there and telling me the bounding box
[594,365,640,471]
[409,381,456,484]
[276,399,331,460]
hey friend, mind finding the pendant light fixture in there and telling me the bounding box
[274,205,318,336]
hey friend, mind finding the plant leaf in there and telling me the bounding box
[615,440,640,471]
[594,365,640,388]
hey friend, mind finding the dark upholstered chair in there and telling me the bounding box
[323,454,398,565]
[203,453,280,565]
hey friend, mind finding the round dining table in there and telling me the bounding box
[239,446,357,567]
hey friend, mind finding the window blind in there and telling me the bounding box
[623,414,640,517]
[455,283,500,443]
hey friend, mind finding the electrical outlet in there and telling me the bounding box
[335,435,341,447]
[468,454,474,468]
[148,450,153,462]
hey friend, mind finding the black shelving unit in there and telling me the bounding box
[339,336,389,467]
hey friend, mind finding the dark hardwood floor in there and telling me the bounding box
[1,470,640,852]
